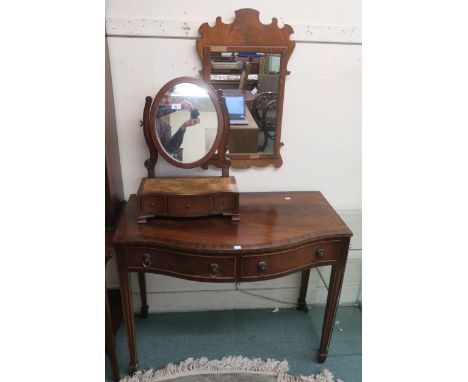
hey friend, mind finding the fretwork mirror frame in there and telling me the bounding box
[196,8,295,169]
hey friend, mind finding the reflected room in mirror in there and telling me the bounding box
[205,48,284,156]
[209,51,281,154]
[196,8,295,168]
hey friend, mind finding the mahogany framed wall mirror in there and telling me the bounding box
[196,8,295,168]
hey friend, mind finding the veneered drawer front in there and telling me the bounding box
[240,240,341,281]
[126,247,236,281]
[213,193,236,212]
[139,196,165,215]
[167,196,211,216]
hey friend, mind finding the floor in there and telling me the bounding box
[106,305,361,382]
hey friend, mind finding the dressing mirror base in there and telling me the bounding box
[136,177,239,222]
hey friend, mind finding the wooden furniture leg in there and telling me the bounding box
[296,269,310,312]
[138,272,149,318]
[317,238,350,363]
[116,249,139,374]
[105,288,120,382]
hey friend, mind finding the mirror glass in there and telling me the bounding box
[155,82,218,163]
[209,51,281,154]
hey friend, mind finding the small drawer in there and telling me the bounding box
[213,194,236,212]
[126,247,236,281]
[167,196,211,216]
[240,240,341,281]
[139,196,165,215]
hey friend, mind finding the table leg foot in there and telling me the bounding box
[140,305,149,318]
[128,361,139,375]
[295,301,309,312]
[317,351,328,363]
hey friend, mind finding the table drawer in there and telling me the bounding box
[167,196,211,217]
[240,240,341,281]
[126,248,236,281]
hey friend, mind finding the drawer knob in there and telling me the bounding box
[142,253,152,267]
[316,248,325,258]
[150,202,155,206]
[209,263,219,276]
[186,204,191,209]
[257,261,268,274]
[222,199,227,204]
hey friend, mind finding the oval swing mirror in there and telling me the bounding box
[149,77,224,168]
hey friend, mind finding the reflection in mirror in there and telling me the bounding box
[155,83,217,163]
[208,52,281,154]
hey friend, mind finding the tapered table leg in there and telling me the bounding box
[105,288,120,382]
[317,238,350,363]
[138,272,149,318]
[116,248,139,374]
[296,269,310,312]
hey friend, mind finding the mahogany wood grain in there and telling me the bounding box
[114,191,352,373]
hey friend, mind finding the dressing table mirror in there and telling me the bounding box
[137,77,239,222]
[196,8,295,168]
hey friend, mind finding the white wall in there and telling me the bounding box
[105,0,361,312]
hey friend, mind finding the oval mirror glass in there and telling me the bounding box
[152,80,221,166]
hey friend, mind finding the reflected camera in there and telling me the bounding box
[190,108,200,119]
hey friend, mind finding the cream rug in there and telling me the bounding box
[119,356,342,382]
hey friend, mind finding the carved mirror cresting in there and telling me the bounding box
[138,77,239,222]
[196,8,295,169]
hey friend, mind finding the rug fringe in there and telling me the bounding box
[119,356,341,382]
[278,368,343,382]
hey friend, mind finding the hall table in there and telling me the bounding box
[113,191,352,373]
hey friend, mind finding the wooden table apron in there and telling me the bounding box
[114,192,352,373]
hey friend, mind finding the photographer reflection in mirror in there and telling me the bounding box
[156,90,200,157]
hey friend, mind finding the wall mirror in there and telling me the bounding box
[196,8,295,168]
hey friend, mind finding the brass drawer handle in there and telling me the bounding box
[142,253,152,267]
[257,261,267,274]
[209,263,219,276]
[316,248,325,258]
